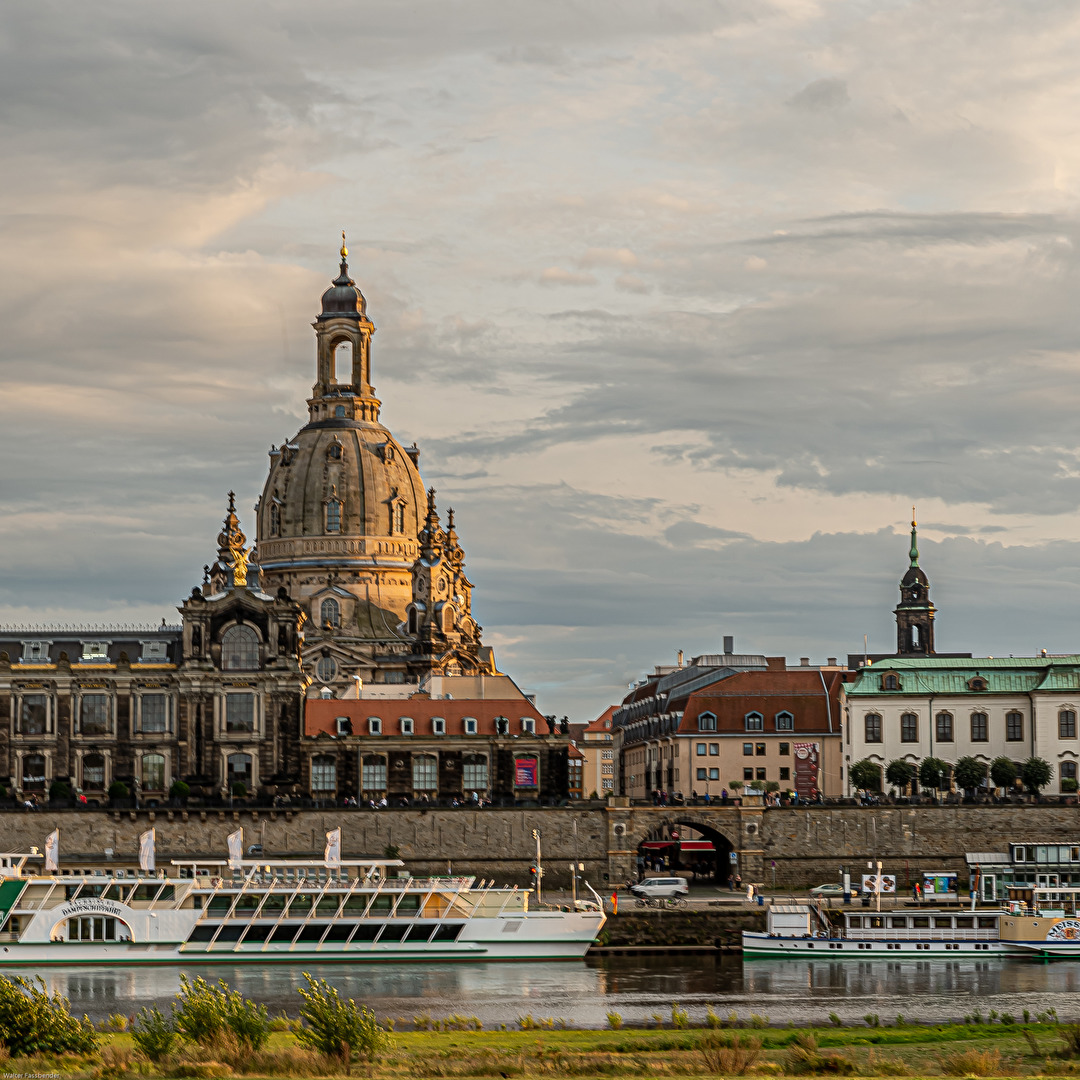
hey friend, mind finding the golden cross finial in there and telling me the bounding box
[340,231,348,259]
[911,505,917,528]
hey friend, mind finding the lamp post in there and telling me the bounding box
[531,828,543,905]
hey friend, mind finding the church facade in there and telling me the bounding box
[0,243,569,805]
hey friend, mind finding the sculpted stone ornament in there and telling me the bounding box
[217,491,250,588]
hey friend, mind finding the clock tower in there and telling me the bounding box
[894,510,935,655]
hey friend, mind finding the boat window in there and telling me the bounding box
[370,895,393,913]
[288,895,314,916]
[234,893,260,911]
[913,917,930,928]
[955,917,974,929]
[978,917,998,928]
[68,916,121,941]
[296,924,327,942]
[870,917,884,929]
[352,923,383,941]
[317,897,340,916]
[240,925,271,943]
[261,895,286,912]
[934,917,952,928]
[343,895,368,913]
[65,885,81,900]
[131,884,163,903]
[269,925,299,943]
[889,917,907,928]
[396,895,420,916]
[431,923,464,942]
[187,924,219,942]
[848,917,861,927]
[215,925,244,942]
[323,923,358,942]
[208,895,233,913]
[379,924,408,941]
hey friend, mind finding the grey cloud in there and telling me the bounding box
[787,78,850,112]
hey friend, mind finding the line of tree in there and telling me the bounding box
[848,755,1054,798]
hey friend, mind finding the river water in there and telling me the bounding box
[37,956,1080,1027]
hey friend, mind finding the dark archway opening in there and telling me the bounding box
[637,819,735,885]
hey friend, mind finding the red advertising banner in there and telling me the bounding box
[514,757,538,787]
[793,742,820,797]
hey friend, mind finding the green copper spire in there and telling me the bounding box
[909,507,919,567]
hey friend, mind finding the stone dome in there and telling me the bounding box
[319,263,367,321]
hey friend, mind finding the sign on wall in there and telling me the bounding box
[514,758,538,787]
[793,742,820,797]
[861,874,897,893]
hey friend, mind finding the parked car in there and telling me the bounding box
[630,876,689,898]
[809,882,860,897]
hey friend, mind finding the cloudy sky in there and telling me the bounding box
[3,1,1080,718]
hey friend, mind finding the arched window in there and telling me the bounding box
[142,753,165,791]
[82,753,106,790]
[864,714,882,743]
[394,503,405,534]
[407,609,418,634]
[1061,710,1077,739]
[329,443,342,459]
[269,503,280,536]
[463,754,488,791]
[362,754,386,791]
[326,500,342,533]
[1006,712,1025,741]
[900,713,918,742]
[321,598,341,629]
[227,753,252,792]
[883,674,899,691]
[22,753,46,791]
[20,695,47,735]
[311,755,337,793]
[935,712,954,742]
[80,694,110,735]
[413,754,438,791]
[334,341,351,382]
[221,625,259,671]
[971,712,989,741]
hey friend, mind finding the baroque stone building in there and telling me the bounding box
[0,243,568,804]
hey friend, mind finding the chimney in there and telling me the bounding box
[677,649,684,668]
[723,635,734,655]
[800,657,810,667]
[827,657,837,667]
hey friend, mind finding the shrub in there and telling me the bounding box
[1021,757,1053,795]
[849,759,882,793]
[918,757,949,793]
[231,781,247,798]
[1060,1023,1080,1057]
[864,1013,880,1028]
[131,1005,177,1063]
[671,1003,689,1029]
[170,780,190,800]
[786,1032,855,1074]
[295,973,392,1066]
[1064,778,1079,793]
[990,757,1018,792]
[172,974,268,1051]
[939,1048,1011,1076]
[605,1011,623,1030]
[885,760,916,795]
[0,975,97,1056]
[108,780,129,800]
[48,780,71,803]
[705,1005,722,1029]
[953,756,986,793]
[698,1030,762,1075]
[828,1013,843,1027]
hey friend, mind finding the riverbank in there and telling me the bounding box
[19,1017,1080,1078]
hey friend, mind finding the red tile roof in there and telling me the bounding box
[305,697,549,738]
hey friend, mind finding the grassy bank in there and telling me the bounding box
[9,1017,1080,1078]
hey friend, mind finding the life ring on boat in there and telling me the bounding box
[817,931,827,938]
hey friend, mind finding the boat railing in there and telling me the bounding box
[851,927,998,941]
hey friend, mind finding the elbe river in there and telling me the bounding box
[38,957,1080,1027]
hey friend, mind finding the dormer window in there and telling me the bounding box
[882,673,900,691]
[21,641,50,663]
[775,711,794,731]
[400,717,414,735]
[521,717,536,734]
[335,716,352,736]
[495,717,509,735]
[81,642,109,661]
[329,443,342,459]
[698,712,718,732]
[968,677,987,692]
[744,712,764,732]
[368,717,382,735]
[140,641,168,662]
[432,717,446,735]
[464,717,478,735]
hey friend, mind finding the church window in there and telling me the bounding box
[325,500,342,533]
[864,714,882,743]
[82,753,106,789]
[1061,711,1077,739]
[463,754,488,790]
[329,443,341,459]
[222,625,259,670]
[311,756,337,793]
[227,753,252,791]
[79,694,110,736]
[407,609,418,634]
[971,712,988,741]
[744,712,763,731]
[320,598,341,629]
[936,712,954,742]
[142,753,166,792]
[22,753,47,790]
[362,755,386,791]
[19,695,48,735]
[395,503,405,534]
[1006,711,1024,741]
[225,693,255,733]
[698,712,717,732]
[413,754,438,791]
[775,711,794,731]
[316,656,337,682]
[269,504,280,536]
[900,713,919,742]
[334,341,351,382]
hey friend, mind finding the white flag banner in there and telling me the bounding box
[44,829,59,872]
[227,828,244,869]
[139,829,156,873]
[324,827,341,867]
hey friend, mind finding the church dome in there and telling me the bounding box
[318,237,366,321]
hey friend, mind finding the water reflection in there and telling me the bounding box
[38,957,1080,1027]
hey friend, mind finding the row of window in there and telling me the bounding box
[863,710,1041,744]
[337,715,535,737]
[692,767,792,783]
[696,711,795,732]
[18,641,171,664]
[16,751,255,793]
[312,753,515,793]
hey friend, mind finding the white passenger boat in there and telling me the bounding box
[999,884,1080,958]
[742,903,1008,958]
[0,853,605,966]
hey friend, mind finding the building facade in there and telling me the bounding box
[570,708,615,798]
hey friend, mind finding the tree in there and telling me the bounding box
[953,756,986,794]
[728,780,743,792]
[918,757,949,792]
[990,757,1018,793]
[848,759,882,793]
[108,780,129,800]
[1021,757,1053,795]
[885,760,916,795]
